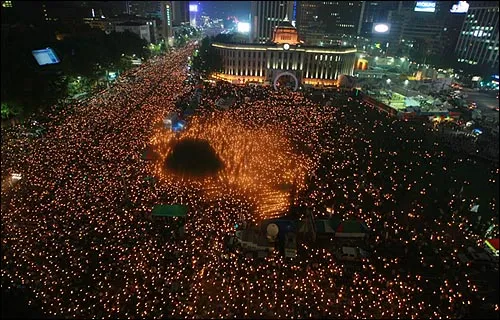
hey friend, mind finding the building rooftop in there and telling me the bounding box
[276,20,295,29]
[116,21,146,27]
[212,42,356,52]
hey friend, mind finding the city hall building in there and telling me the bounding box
[211,20,357,89]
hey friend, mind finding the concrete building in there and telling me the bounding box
[359,1,400,37]
[212,21,356,88]
[455,3,499,71]
[317,1,365,37]
[296,1,322,45]
[172,0,189,26]
[125,1,162,18]
[83,17,115,34]
[160,1,174,45]
[250,1,295,43]
[115,21,151,43]
[379,1,465,58]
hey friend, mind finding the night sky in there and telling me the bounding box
[194,1,251,21]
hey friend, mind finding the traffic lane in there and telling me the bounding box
[464,91,499,111]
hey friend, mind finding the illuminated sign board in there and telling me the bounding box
[32,48,60,66]
[166,4,171,26]
[450,1,469,13]
[372,23,390,33]
[189,4,198,12]
[414,1,436,12]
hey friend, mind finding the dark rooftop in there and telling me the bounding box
[116,21,146,27]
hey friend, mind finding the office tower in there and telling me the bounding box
[160,1,174,45]
[296,1,322,44]
[359,1,399,37]
[455,2,499,72]
[384,1,463,59]
[172,0,189,26]
[126,1,162,18]
[317,1,364,37]
[250,1,295,43]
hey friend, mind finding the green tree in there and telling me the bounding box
[1,101,22,120]
[192,36,222,77]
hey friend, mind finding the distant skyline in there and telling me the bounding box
[191,1,251,21]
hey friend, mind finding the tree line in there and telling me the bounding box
[1,22,150,120]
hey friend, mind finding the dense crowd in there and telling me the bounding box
[1,42,499,319]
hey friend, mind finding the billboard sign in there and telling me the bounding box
[32,48,60,66]
[450,1,469,13]
[372,23,390,34]
[414,1,436,12]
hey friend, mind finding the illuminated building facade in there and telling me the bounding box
[160,1,174,45]
[115,21,151,43]
[455,3,499,70]
[212,21,356,88]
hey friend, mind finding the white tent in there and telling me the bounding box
[404,97,420,108]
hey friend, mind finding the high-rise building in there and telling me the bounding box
[250,1,295,43]
[296,1,322,44]
[383,1,465,59]
[455,2,499,72]
[160,1,174,45]
[317,1,364,37]
[359,1,399,36]
[171,0,189,26]
[126,1,162,18]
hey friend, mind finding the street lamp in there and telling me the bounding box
[386,78,391,85]
[404,79,409,96]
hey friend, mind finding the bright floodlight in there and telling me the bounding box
[189,4,198,12]
[373,23,390,33]
[11,173,22,181]
[237,22,250,34]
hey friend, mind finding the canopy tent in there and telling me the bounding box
[328,216,342,230]
[297,216,342,234]
[404,97,420,108]
[336,220,369,233]
[152,204,188,217]
[485,239,499,256]
[314,220,336,234]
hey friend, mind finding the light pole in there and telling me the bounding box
[404,79,409,96]
[386,79,391,104]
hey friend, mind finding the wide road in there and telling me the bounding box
[1,44,196,318]
[462,89,499,120]
[1,45,498,320]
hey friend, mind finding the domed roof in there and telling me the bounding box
[276,20,295,29]
[272,15,301,45]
